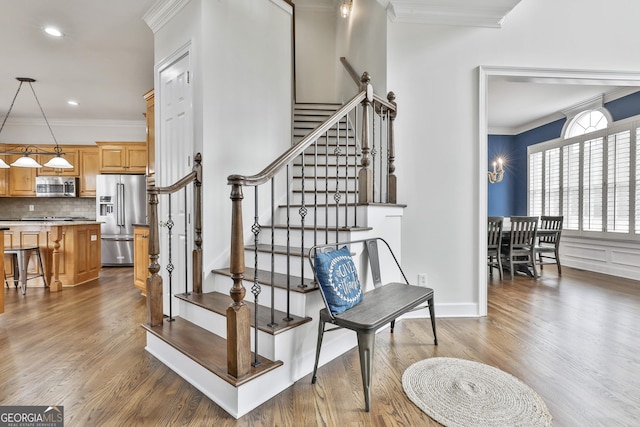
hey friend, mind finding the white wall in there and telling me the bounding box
[153,0,293,280]
[335,0,387,102]
[295,7,338,103]
[387,0,640,315]
[1,119,145,144]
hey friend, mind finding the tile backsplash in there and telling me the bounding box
[0,197,96,219]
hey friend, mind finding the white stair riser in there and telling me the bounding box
[274,207,363,228]
[247,249,315,278]
[261,227,358,246]
[291,178,357,192]
[204,274,311,317]
[291,192,357,205]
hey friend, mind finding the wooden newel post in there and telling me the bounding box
[387,91,397,204]
[192,153,203,293]
[227,182,251,378]
[146,191,164,326]
[50,225,63,292]
[359,72,374,204]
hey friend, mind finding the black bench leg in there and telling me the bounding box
[356,331,375,412]
[390,319,395,333]
[428,296,438,345]
[311,318,326,384]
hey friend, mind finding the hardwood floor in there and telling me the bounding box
[1,266,639,426]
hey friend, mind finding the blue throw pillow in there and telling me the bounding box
[314,246,363,315]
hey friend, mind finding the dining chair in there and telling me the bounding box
[487,217,504,280]
[535,215,563,275]
[504,216,538,279]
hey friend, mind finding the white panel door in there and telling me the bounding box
[158,51,193,316]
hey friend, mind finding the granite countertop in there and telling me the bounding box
[0,220,102,226]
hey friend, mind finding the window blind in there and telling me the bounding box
[583,137,604,231]
[529,151,543,217]
[545,147,561,216]
[563,142,580,230]
[607,130,630,233]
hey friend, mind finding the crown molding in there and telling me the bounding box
[2,118,145,128]
[143,0,191,34]
[387,0,522,28]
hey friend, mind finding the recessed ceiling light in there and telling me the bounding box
[67,100,79,106]
[44,26,63,37]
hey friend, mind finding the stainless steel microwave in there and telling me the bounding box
[35,176,78,197]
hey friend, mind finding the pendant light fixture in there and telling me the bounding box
[0,77,73,169]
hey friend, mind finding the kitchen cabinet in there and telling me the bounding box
[97,141,147,173]
[0,155,8,196]
[78,147,100,197]
[144,89,155,184]
[8,153,37,196]
[38,147,79,176]
[133,225,149,295]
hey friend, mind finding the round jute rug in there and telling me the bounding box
[402,357,552,427]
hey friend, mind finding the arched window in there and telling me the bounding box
[564,109,609,138]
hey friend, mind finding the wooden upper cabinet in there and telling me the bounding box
[144,89,155,182]
[0,155,8,196]
[38,147,79,177]
[96,142,147,173]
[8,153,37,196]
[78,147,99,197]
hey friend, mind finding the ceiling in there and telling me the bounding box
[0,0,636,136]
[0,0,155,124]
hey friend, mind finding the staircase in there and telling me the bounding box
[142,74,402,418]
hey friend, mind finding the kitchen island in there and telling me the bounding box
[1,220,101,291]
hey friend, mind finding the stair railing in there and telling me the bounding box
[146,153,203,327]
[226,70,398,379]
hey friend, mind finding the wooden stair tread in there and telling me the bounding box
[175,291,313,332]
[211,267,317,294]
[142,318,283,387]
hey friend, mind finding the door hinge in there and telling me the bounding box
[187,71,190,84]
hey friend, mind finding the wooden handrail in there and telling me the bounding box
[148,153,202,195]
[228,91,366,187]
[146,153,203,327]
[340,57,361,87]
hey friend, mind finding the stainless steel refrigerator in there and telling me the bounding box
[96,174,146,266]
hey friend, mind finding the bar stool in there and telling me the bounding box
[4,246,47,295]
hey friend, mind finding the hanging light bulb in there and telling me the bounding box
[340,0,353,18]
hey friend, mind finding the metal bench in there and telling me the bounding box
[309,237,437,411]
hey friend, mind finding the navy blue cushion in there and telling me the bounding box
[314,246,363,315]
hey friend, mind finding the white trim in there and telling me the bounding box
[143,0,192,34]
[269,0,294,14]
[387,0,522,28]
[480,66,640,318]
[1,118,145,128]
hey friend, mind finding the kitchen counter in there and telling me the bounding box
[1,221,101,291]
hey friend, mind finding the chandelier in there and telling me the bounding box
[487,157,504,184]
[0,77,73,169]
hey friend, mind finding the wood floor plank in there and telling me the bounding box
[1,266,639,425]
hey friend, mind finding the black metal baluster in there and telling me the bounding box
[343,115,348,229]
[334,121,342,244]
[354,106,359,227]
[166,194,175,322]
[252,187,263,364]
[314,140,318,249]
[371,107,377,203]
[183,188,188,295]
[269,178,278,326]
[299,152,308,289]
[285,165,292,321]
[380,108,384,203]
[325,132,329,244]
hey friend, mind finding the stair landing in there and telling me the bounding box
[142,318,283,387]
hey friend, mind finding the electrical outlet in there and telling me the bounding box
[29,204,34,212]
[418,273,428,287]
